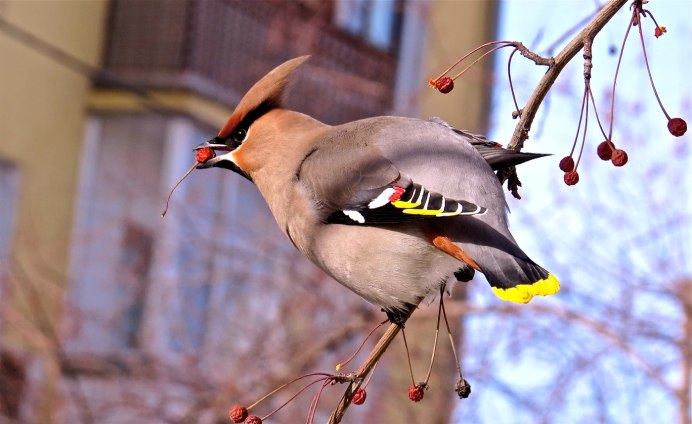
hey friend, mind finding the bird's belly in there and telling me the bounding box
[308,223,461,311]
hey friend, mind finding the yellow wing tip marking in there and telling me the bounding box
[492,273,560,304]
[402,208,444,216]
[391,200,421,209]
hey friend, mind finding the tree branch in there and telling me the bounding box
[328,2,634,422]
[508,0,629,151]
[328,310,413,423]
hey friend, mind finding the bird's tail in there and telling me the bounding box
[477,251,560,304]
[471,142,550,171]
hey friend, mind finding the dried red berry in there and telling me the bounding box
[558,156,575,172]
[229,406,248,423]
[563,171,579,186]
[654,26,667,38]
[668,118,687,137]
[611,149,628,167]
[596,141,613,161]
[196,147,216,163]
[352,388,367,405]
[433,76,454,94]
[244,416,262,424]
[408,384,425,402]
[455,378,471,399]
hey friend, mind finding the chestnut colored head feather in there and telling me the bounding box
[218,55,310,138]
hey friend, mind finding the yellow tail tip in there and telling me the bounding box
[491,273,560,304]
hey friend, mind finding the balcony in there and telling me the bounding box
[100,0,398,124]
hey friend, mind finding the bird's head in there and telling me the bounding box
[194,55,310,180]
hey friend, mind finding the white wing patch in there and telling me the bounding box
[343,209,366,223]
[368,187,397,209]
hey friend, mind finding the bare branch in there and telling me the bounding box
[328,310,413,424]
[508,0,629,151]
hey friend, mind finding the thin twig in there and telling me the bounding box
[328,310,413,424]
[508,0,629,151]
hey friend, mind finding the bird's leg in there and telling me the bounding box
[454,266,475,282]
[383,302,416,327]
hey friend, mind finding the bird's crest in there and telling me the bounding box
[218,55,310,138]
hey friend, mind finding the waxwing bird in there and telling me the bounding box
[195,56,559,316]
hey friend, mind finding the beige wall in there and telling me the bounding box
[420,0,497,132]
[0,1,108,420]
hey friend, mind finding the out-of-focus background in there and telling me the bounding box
[0,1,689,423]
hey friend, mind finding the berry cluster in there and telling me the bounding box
[559,0,686,186]
[226,371,372,423]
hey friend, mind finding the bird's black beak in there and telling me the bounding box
[193,138,252,181]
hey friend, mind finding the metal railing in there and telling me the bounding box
[101,0,397,124]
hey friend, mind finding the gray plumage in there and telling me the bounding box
[196,56,559,313]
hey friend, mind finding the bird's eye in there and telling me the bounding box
[233,128,248,143]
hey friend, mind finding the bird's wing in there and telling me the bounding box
[297,141,486,225]
[428,117,549,171]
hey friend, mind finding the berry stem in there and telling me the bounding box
[260,376,332,422]
[361,361,378,389]
[449,43,514,81]
[608,13,634,141]
[570,86,589,157]
[587,84,609,140]
[507,48,522,117]
[635,8,671,120]
[401,328,416,386]
[335,320,387,371]
[575,88,590,170]
[423,286,445,385]
[440,292,464,381]
[433,40,515,81]
[307,378,333,424]
[161,161,198,217]
[247,373,333,410]
[329,310,413,423]
[508,0,629,151]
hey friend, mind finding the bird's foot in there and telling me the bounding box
[454,266,475,282]
[383,306,414,328]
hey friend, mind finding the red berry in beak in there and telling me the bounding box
[668,118,687,137]
[196,147,216,163]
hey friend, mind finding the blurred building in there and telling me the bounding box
[0,1,496,422]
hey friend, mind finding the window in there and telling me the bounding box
[333,0,402,51]
[0,159,20,284]
[68,115,247,356]
[68,115,167,352]
[118,222,154,348]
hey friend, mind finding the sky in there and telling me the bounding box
[453,1,691,423]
